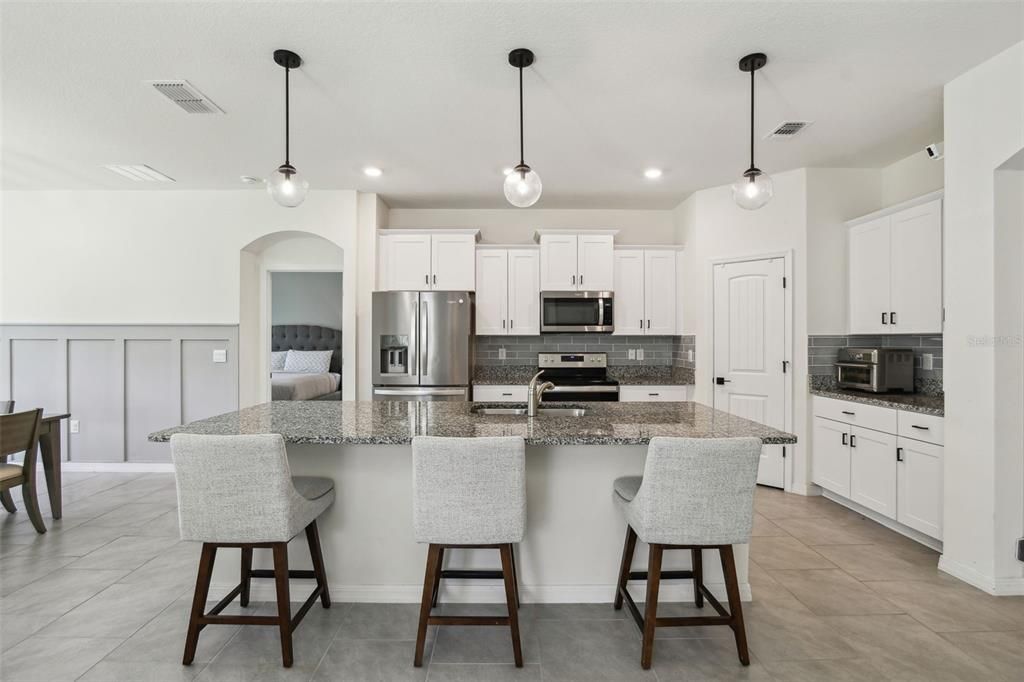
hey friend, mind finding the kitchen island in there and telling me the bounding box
[151,401,796,604]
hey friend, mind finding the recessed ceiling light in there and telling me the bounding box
[644,168,663,180]
[240,175,263,185]
[103,164,175,182]
[363,166,383,177]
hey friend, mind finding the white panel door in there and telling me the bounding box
[849,426,898,519]
[897,437,944,539]
[539,235,579,290]
[475,250,508,335]
[384,233,432,291]
[713,258,786,488]
[508,249,540,335]
[613,250,646,336]
[644,250,676,335]
[890,199,943,333]
[578,234,615,290]
[430,234,476,291]
[812,417,851,497]
[848,216,891,334]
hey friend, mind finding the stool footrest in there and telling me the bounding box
[427,615,510,626]
[250,569,316,580]
[439,569,503,580]
[628,569,693,581]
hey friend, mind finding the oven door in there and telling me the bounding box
[540,292,614,333]
[542,385,620,402]
[835,363,880,392]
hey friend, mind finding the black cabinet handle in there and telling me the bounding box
[580,274,584,285]
[502,319,505,329]
[433,274,437,285]
[510,319,513,329]
[571,275,576,285]
[896,447,904,462]
[850,434,857,447]
[911,424,929,430]
[841,410,855,416]
[647,319,651,329]
[891,311,896,325]
[648,393,660,397]
[882,312,888,325]
[502,393,513,397]
[425,274,429,285]
[842,433,848,446]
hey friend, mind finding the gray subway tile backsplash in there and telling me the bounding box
[808,333,943,394]
[476,334,696,369]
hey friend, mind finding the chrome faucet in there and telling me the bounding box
[528,370,555,417]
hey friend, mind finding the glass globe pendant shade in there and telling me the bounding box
[503,163,542,208]
[267,163,309,208]
[732,168,773,210]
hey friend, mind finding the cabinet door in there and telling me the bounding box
[849,426,898,519]
[813,417,851,497]
[613,250,646,335]
[848,216,891,334]
[539,235,579,290]
[508,249,540,335]
[384,233,432,290]
[475,250,508,335]
[890,199,942,333]
[578,234,615,290]
[897,437,943,539]
[644,250,676,335]
[431,234,476,291]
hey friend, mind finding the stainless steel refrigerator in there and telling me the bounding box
[372,291,474,401]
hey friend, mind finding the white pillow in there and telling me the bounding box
[270,351,288,371]
[283,350,333,374]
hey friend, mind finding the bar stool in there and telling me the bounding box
[411,436,526,668]
[612,436,762,670]
[170,433,334,669]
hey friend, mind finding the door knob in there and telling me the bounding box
[715,377,732,385]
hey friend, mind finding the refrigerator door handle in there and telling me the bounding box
[420,300,429,379]
[409,301,419,376]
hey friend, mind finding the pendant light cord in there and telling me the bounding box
[518,65,525,167]
[285,65,291,166]
[749,68,755,171]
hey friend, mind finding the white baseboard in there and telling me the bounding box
[937,556,1024,596]
[61,462,174,473]
[821,489,942,552]
[212,579,754,604]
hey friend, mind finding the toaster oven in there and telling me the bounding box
[835,347,914,393]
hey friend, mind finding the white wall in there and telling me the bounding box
[941,41,1024,594]
[357,194,389,400]
[387,208,675,244]
[882,148,945,206]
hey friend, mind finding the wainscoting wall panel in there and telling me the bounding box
[0,325,238,464]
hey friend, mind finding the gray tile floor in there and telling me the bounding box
[2,473,1023,681]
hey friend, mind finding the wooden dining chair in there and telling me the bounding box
[0,408,47,533]
[0,400,16,514]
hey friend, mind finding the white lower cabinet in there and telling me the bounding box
[473,385,528,402]
[812,396,943,542]
[618,385,691,402]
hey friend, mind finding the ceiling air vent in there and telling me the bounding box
[103,164,175,182]
[147,80,224,114]
[764,120,813,139]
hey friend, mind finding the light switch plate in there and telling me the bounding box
[212,349,227,363]
[70,420,80,434]
[922,353,933,370]
[637,348,645,361]
[688,349,694,362]
[498,347,507,360]
[628,349,636,360]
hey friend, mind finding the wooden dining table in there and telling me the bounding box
[39,413,70,519]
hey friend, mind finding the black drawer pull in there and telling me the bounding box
[897,447,904,462]
[648,393,660,397]
[841,410,855,416]
[501,393,513,397]
[850,434,857,447]
[911,425,930,430]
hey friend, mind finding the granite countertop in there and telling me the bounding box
[809,387,944,416]
[149,400,796,446]
[472,365,695,386]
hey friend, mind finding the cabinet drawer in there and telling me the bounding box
[897,411,944,445]
[813,396,897,433]
[619,385,691,402]
[472,385,527,402]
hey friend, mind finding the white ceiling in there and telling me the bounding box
[2,1,1021,208]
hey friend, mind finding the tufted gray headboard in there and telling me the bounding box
[271,325,343,374]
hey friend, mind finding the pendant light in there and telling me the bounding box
[504,48,542,208]
[731,52,773,210]
[268,49,308,208]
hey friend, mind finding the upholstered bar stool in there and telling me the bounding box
[411,436,526,668]
[612,436,762,670]
[170,433,334,669]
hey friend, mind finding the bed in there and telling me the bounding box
[270,325,343,401]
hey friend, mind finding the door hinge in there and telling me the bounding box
[782,276,787,288]
[782,360,789,373]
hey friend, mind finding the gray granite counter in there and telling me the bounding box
[809,387,944,416]
[472,365,695,386]
[149,400,796,446]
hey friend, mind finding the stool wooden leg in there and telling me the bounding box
[720,545,750,666]
[0,489,16,513]
[692,548,704,608]
[239,547,253,607]
[272,543,293,668]
[430,546,445,608]
[500,544,524,667]
[183,544,217,665]
[613,526,637,610]
[640,544,663,670]
[415,544,442,667]
[306,521,331,608]
[509,544,521,609]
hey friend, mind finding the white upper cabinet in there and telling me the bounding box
[474,248,540,336]
[537,231,617,291]
[377,230,479,292]
[474,250,509,335]
[578,234,615,290]
[613,250,645,335]
[644,250,676,334]
[507,249,540,335]
[848,195,942,334]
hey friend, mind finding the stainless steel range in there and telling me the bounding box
[536,352,619,402]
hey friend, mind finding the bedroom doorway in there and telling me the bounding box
[268,270,344,401]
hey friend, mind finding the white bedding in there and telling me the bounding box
[271,372,341,401]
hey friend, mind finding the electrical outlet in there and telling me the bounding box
[637,348,645,361]
[498,347,507,360]
[922,353,934,370]
[212,349,227,363]
[628,349,636,360]
[687,349,694,362]
[70,420,80,434]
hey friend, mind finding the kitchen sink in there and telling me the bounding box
[537,408,589,417]
[470,406,589,417]
[472,407,528,416]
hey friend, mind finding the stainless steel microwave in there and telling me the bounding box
[540,291,614,333]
